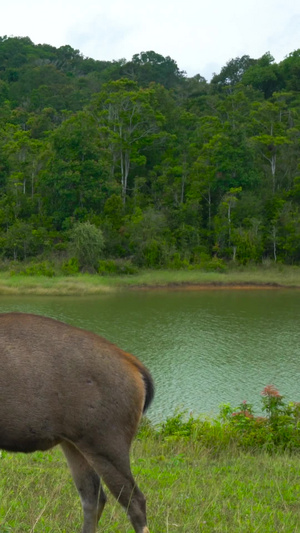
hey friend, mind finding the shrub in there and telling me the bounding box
[69,222,104,271]
[159,411,197,438]
[61,257,79,275]
[11,261,56,277]
[191,255,227,272]
[167,253,190,270]
[97,259,138,275]
[153,386,300,452]
[155,411,236,450]
[219,385,300,451]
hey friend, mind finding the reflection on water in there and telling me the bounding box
[0,289,299,422]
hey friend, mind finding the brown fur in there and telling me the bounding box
[0,312,154,533]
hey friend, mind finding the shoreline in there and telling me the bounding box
[130,281,300,291]
[0,268,300,295]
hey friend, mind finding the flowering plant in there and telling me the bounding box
[219,385,300,450]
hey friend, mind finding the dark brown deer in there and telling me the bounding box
[0,312,154,533]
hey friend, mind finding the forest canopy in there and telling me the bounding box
[0,36,300,270]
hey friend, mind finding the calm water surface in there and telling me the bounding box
[0,289,299,422]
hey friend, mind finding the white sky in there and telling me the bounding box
[1,0,300,80]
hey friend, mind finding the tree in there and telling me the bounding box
[3,129,47,199]
[90,79,165,203]
[1,221,49,260]
[242,53,283,98]
[69,221,105,270]
[1,36,300,267]
[124,207,172,267]
[41,111,109,227]
[214,187,242,258]
[125,51,185,88]
[211,55,255,90]
[249,100,294,193]
[279,49,300,91]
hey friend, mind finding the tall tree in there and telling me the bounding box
[90,79,165,203]
[40,111,108,227]
[249,99,295,193]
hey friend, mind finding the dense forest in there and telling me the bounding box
[0,35,300,272]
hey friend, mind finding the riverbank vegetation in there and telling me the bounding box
[1,37,300,273]
[1,386,300,531]
[0,264,300,295]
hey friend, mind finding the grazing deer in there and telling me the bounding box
[0,312,154,533]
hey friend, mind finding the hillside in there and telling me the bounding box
[1,36,300,270]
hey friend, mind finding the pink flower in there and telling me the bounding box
[232,410,253,419]
[261,385,281,397]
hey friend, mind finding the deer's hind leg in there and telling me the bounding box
[61,441,107,533]
[81,444,149,533]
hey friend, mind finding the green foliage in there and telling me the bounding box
[167,252,190,269]
[191,255,227,272]
[159,411,198,438]
[1,223,50,261]
[60,257,79,275]
[68,222,105,271]
[125,208,172,267]
[242,53,283,97]
[136,416,157,438]
[97,258,138,275]
[139,239,167,268]
[10,261,55,277]
[153,385,300,452]
[0,37,300,268]
[219,385,300,451]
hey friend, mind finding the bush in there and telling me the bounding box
[97,258,138,275]
[219,385,300,451]
[69,222,105,271]
[154,410,235,450]
[11,261,56,277]
[139,239,167,268]
[61,257,79,275]
[159,411,198,438]
[191,254,227,272]
[167,253,190,270]
[152,385,300,452]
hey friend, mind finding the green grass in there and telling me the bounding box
[0,264,299,295]
[1,438,300,532]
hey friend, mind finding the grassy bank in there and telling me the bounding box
[0,264,300,295]
[2,390,300,532]
[1,436,300,532]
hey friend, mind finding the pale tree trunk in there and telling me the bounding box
[232,246,237,261]
[271,225,277,262]
[262,152,277,193]
[120,150,130,204]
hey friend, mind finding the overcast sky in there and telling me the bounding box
[1,0,300,80]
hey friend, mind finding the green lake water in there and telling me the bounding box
[0,289,299,422]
